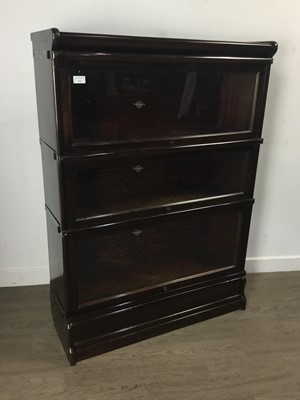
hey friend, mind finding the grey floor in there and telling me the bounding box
[0,272,300,400]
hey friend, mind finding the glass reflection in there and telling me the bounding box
[70,67,258,142]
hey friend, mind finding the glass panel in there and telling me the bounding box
[75,207,242,304]
[73,147,251,220]
[70,64,258,143]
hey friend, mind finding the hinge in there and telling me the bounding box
[67,323,73,330]
[57,226,68,239]
[53,152,62,164]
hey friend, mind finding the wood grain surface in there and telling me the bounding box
[0,271,299,399]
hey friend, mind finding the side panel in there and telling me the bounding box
[41,142,62,224]
[46,210,66,313]
[32,54,58,151]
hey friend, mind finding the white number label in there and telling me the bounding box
[73,76,86,84]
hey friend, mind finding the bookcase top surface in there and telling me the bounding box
[31,28,278,58]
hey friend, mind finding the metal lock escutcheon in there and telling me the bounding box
[132,164,144,173]
[132,229,143,237]
[133,100,146,109]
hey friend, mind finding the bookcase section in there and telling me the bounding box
[31,28,277,364]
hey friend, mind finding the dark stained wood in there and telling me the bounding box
[45,210,65,313]
[31,29,277,364]
[56,57,269,154]
[32,56,58,151]
[31,29,276,156]
[50,270,245,363]
[31,28,278,58]
[72,275,244,355]
[68,201,253,311]
[61,143,259,228]
[50,291,77,365]
[40,142,62,224]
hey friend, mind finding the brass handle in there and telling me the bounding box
[133,100,146,109]
[132,229,143,237]
[133,165,144,173]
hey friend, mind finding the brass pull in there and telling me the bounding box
[133,100,146,109]
[132,229,143,237]
[133,164,144,173]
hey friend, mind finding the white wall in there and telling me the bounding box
[0,0,299,286]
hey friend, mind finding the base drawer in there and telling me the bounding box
[72,274,244,345]
[50,272,245,364]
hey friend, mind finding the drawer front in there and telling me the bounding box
[63,144,258,227]
[66,201,252,312]
[56,55,269,153]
